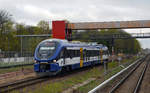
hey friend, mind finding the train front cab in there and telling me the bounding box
[34,63,61,75]
[34,40,62,75]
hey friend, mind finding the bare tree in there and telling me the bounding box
[0,10,12,34]
[37,20,49,34]
[0,10,12,51]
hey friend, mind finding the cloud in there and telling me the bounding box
[0,0,150,24]
[138,39,150,49]
[0,0,149,23]
[0,0,150,48]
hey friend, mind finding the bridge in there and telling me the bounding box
[16,20,150,40]
[71,33,150,40]
[52,20,150,40]
[16,33,150,39]
[89,33,150,39]
[67,20,150,30]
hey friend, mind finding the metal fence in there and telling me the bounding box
[0,51,33,58]
[0,35,50,68]
[0,51,34,68]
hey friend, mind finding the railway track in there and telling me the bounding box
[0,62,103,93]
[0,56,144,93]
[0,76,49,93]
[109,55,150,93]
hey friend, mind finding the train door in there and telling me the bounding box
[80,48,83,67]
[60,48,65,65]
[64,47,74,65]
[83,49,87,62]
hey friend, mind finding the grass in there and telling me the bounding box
[0,65,33,74]
[12,56,139,93]
[0,61,34,74]
[5,65,102,93]
[32,82,63,93]
[28,65,122,93]
[78,67,122,93]
[76,56,139,93]
[11,67,104,93]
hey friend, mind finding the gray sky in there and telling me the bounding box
[0,0,150,48]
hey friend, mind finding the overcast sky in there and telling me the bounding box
[0,0,150,48]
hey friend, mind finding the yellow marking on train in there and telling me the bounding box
[100,49,103,63]
[80,48,83,67]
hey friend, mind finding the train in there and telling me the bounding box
[34,39,109,76]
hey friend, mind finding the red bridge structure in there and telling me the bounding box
[52,20,150,40]
[52,20,150,56]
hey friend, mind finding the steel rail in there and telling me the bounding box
[88,57,144,93]
[134,57,150,93]
[0,76,47,93]
[109,57,144,93]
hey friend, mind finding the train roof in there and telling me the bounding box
[40,38,107,49]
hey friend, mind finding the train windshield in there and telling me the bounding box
[40,46,55,51]
[37,41,57,59]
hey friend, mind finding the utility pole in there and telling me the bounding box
[112,38,114,62]
[21,36,23,57]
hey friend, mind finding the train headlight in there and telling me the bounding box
[53,60,56,63]
[34,60,37,63]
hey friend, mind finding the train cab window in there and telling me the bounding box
[37,41,57,59]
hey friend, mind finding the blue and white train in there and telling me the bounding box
[34,39,109,76]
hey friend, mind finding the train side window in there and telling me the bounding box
[94,50,97,56]
[83,49,86,60]
[92,50,95,56]
[75,50,77,57]
[86,50,90,60]
[89,50,91,57]
[97,50,99,56]
[70,50,74,58]
[91,50,93,56]
[64,48,69,58]
[67,50,70,58]
[94,50,96,56]
[93,50,95,56]
[103,50,106,55]
[77,50,80,57]
[86,50,89,57]
[72,50,75,57]
[60,50,64,58]
[88,50,91,57]
[67,49,73,59]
